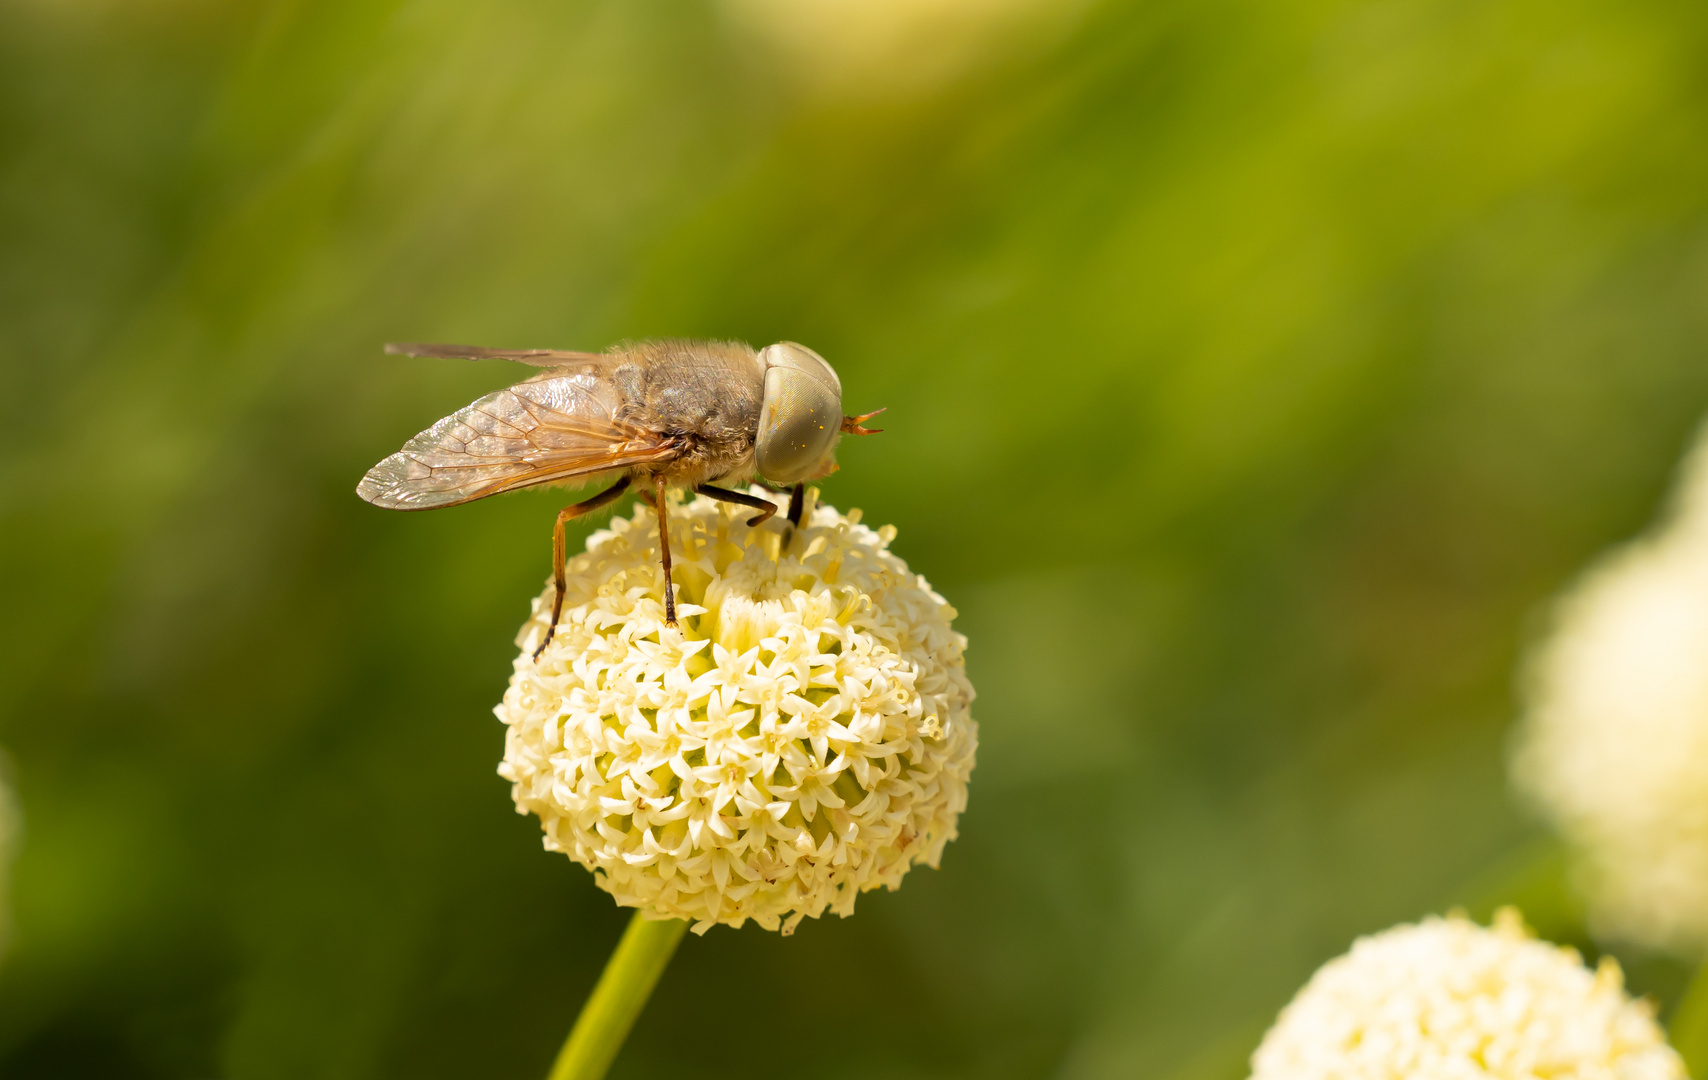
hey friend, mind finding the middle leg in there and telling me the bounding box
[654,474,677,627]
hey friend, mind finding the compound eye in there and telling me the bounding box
[756,341,841,396]
[756,365,842,485]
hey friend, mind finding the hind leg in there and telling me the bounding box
[534,477,631,660]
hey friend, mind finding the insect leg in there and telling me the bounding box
[534,476,632,660]
[694,484,779,527]
[654,474,677,627]
[787,483,805,527]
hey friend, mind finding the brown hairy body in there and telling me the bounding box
[359,337,881,647]
[357,339,773,511]
[597,339,764,490]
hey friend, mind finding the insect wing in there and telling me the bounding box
[357,370,672,509]
[384,342,608,368]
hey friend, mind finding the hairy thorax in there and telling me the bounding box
[610,340,765,488]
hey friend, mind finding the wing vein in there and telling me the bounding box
[357,373,671,510]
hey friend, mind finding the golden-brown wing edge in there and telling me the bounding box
[357,446,673,510]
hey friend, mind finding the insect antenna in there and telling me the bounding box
[841,408,886,436]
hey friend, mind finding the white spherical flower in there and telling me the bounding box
[495,489,976,934]
[1514,423,1708,955]
[1251,910,1684,1080]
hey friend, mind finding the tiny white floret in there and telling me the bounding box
[496,489,977,934]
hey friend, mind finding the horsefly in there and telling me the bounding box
[358,340,883,654]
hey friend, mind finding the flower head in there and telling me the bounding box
[1513,422,1708,955]
[496,489,976,934]
[1250,910,1684,1080]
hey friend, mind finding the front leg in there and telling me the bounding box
[695,484,779,527]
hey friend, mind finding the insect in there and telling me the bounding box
[357,339,883,655]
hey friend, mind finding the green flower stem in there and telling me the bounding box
[1675,956,1708,1079]
[547,912,689,1080]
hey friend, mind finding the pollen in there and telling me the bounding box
[495,489,977,934]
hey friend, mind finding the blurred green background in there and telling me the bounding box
[3,0,1708,1076]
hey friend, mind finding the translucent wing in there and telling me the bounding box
[357,368,674,510]
[385,342,608,368]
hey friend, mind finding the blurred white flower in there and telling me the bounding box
[1513,423,1708,955]
[496,490,976,934]
[719,0,1092,98]
[1250,910,1684,1080]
